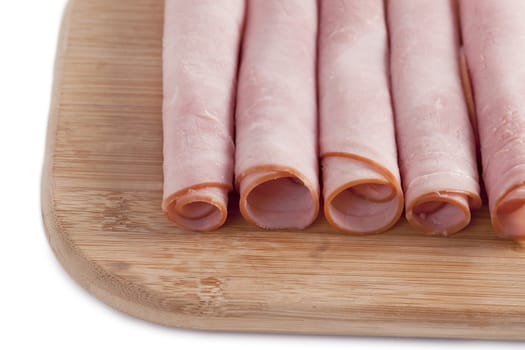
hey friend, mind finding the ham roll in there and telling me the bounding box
[319,0,403,234]
[162,0,244,231]
[461,0,525,239]
[235,0,320,229]
[388,0,481,235]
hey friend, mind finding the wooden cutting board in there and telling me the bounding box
[42,0,525,339]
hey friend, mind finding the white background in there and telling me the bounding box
[0,1,523,349]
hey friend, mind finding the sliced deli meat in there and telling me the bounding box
[162,0,244,230]
[461,0,525,238]
[235,0,320,229]
[319,0,403,234]
[388,0,481,235]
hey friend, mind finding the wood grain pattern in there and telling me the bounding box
[41,0,525,339]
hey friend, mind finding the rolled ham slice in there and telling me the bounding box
[388,0,481,235]
[235,0,319,229]
[460,0,525,239]
[162,0,244,231]
[319,0,403,234]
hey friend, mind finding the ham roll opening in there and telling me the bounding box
[319,0,404,234]
[388,0,481,236]
[162,0,244,231]
[163,186,229,231]
[235,0,320,229]
[461,0,525,239]
[238,168,319,229]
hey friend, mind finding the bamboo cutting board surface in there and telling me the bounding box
[41,0,525,339]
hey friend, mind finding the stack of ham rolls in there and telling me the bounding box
[162,0,525,240]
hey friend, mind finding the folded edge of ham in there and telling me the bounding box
[162,0,244,231]
[388,0,481,235]
[319,0,404,234]
[460,0,525,239]
[235,0,320,229]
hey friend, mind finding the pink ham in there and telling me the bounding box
[235,0,319,229]
[162,0,244,231]
[460,0,525,239]
[388,0,481,235]
[319,0,403,234]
